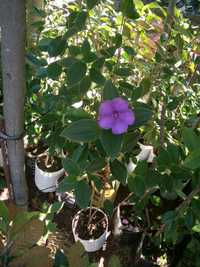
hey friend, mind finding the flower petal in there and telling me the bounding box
[111,97,129,112]
[111,119,128,135]
[119,109,135,125]
[99,100,113,116]
[98,115,114,129]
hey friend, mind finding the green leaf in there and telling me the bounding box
[10,211,39,239]
[62,57,78,68]
[103,80,118,100]
[133,104,153,127]
[192,225,200,233]
[120,0,139,20]
[167,96,181,111]
[157,148,172,170]
[124,46,136,56]
[47,62,62,80]
[122,131,139,152]
[100,130,123,159]
[50,202,64,214]
[0,220,7,233]
[27,52,47,67]
[54,250,69,267]
[36,67,48,78]
[61,119,100,143]
[167,143,180,164]
[90,68,106,85]
[57,176,77,193]
[89,175,102,191]
[104,200,114,217]
[68,60,87,86]
[83,52,97,63]
[72,145,85,163]
[73,11,88,32]
[128,175,146,196]
[100,47,116,58]
[182,128,200,152]
[29,78,41,93]
[114,33,122,48]
[92,58,105,69]
[183,148,200,170]
[108,255,121,267]
[68,46,82,57]
[0,201,9,224]
[62,158,80,176]
[86,0,100,9]
[0,178,6,190]
[82,39,91,54]
[133,78,151,99]
[75,180,91,208]
[64,108,91,121]
[48,36,67,57]
[86,158,106,173]
[135,161,148,177]
[113,67,131,77]
[79,76,91,95]
[88,264,98,267]
[68,242,89,267]
[162,211,175,225]
[110,160,127,185]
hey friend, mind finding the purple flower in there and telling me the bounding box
[98,97,135,135]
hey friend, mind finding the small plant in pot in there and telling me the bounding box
[113,203,144,247]
[35,150,65,193]
[72,207,109,252]
[26,140,48,177]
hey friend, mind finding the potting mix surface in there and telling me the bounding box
[75,209,107,240]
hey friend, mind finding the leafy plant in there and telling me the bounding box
[22,0,200,265]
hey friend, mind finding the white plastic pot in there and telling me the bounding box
[35,161,64,193]
[72,207,109,252]
[113,204,140,236]
[136,144,155,163]
[113,205,123,237]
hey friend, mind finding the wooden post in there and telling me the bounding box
[0,0,28,206]
[0,120,13,201]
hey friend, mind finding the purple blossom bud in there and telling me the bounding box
[122,218,129,225]
[98,97,135,135]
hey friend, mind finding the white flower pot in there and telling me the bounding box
[72,207,109,252]
[136,144,155,163]
[35,161,64,193]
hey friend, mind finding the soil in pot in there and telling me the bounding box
[75,209,107,240]
[37,155,62,172]
[26,143,47,157]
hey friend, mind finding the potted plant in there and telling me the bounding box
[72,207,109,252]
[26,140,48,177]
[35,151,64,193]
[113,203,144,246]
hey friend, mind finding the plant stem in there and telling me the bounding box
[87,209,98,228]
[88,182,95,227]
[160,102,166,148]
[156,185,200,236]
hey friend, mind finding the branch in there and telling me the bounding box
[156,185,200,237]
[175,185,200,214]
[160,103,166,147]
